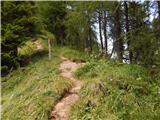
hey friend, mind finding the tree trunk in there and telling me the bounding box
[89,27,92,52]
[158,1,160,19]
[146,1,150,23]
[84,28,89,52]
[124,1,129,34]
[124,1,132,63]
[103,10,108,56]
[11,46,18,68]
[114,2,123,61]
[98,10,104,53]
[48,39,51,61]
[13,46,18,58]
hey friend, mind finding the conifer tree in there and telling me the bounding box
[1,1,36,74]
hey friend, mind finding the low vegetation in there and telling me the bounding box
[70,59,160,120]
[2,40,160,119]
[1,1,160,120]
[1,41,73,120]
[59,47,91,62]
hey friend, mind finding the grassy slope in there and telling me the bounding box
[42,46,160,120]
[65,50,160,120]
[2,43,160,120]
[1,40,73,120]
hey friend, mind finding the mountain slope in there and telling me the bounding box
[2,41,160,120]
[70,60,160,120]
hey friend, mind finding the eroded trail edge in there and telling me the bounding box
[50,57,83,120]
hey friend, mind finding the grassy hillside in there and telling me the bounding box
[70,59,160,120]
[2,40,160,120]
[1,40,73,120]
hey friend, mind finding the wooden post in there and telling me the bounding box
[48,39,51,61]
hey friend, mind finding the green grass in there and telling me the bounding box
[70,60,160,120]
[1,40,73,120]
[18,41,36,56]
[59,47,92,62]
[2,39,160,120]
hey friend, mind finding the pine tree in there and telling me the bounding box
[1,1,36,74]
[36,1,66,45]
[64,2,97,52]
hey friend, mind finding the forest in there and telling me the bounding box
[1,1,160,120]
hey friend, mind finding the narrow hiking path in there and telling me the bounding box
[50,56,83,120]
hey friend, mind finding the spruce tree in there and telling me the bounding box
[1,1,36,75]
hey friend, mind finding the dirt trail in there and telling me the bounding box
[50,57,83,120]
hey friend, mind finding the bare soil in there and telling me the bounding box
[34,41,43,50]
[50,57,83,120]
